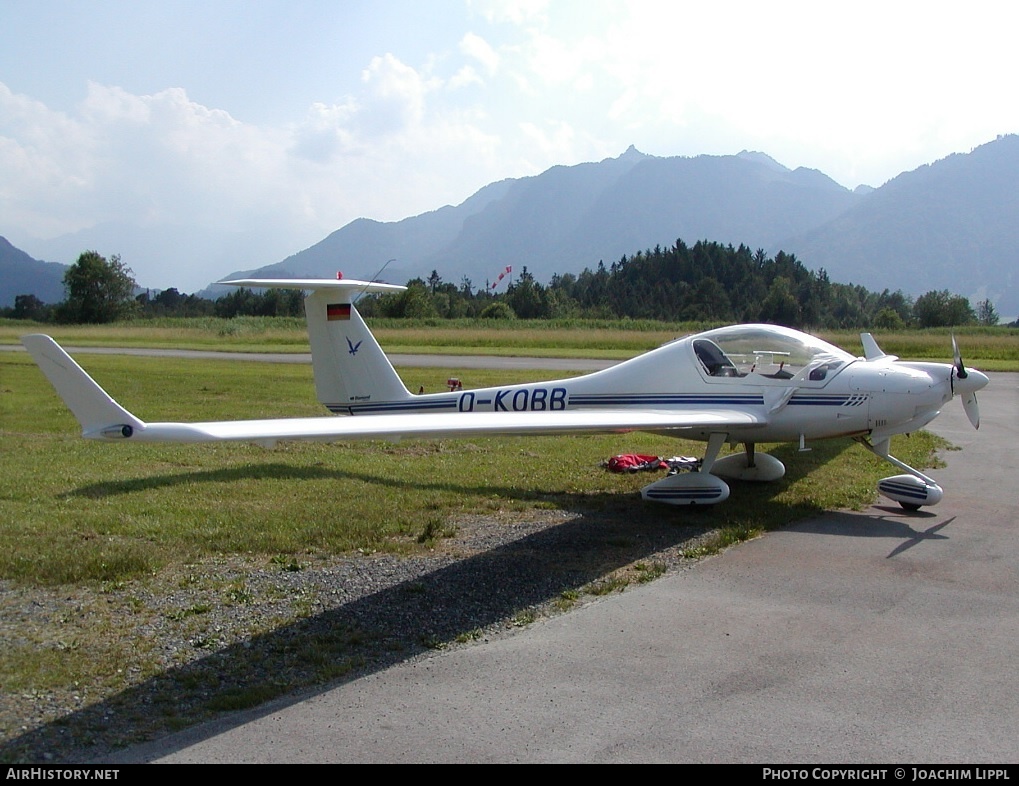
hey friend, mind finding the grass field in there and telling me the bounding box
[0,326,958,760]
[2,349,945,585]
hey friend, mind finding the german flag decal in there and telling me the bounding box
[327,303,351,321]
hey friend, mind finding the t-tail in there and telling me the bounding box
[219,278,411,413]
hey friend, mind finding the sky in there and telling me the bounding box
[2,0,1018,291]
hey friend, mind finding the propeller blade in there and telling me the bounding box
[952,333,968,379]
[963,393,980,429]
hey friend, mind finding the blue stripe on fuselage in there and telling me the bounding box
[568,393,764,406]
[788,394,867,407]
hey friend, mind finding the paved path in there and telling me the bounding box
[105,374,1019,763]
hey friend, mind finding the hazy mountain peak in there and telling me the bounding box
[736,150,788,172]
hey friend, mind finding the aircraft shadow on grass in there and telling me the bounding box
[66,433,847,503]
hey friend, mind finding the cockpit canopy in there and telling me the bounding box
[693,325,855,382]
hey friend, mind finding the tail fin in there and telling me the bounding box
[21,334,145,439]
[219,278,412,413]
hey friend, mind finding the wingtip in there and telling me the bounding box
[20,335,145,436]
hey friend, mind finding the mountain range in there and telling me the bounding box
[4,135,1017,319]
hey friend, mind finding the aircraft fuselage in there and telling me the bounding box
[330,327,962,448]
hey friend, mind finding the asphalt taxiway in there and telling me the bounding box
[103,372,1018,763]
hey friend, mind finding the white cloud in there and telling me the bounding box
[80,81,152,125]
[357,53,438,135]
[517,120,576,165]
[0,67,513,287]
[448,65,484,90]
[292,100,359,162]
[465,0,1014,189]
[0,83,98,235]
[460,32,500,74]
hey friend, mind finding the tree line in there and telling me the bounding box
[3,243,1008,328]
[4,251,305,322]
[358,240,1004,328]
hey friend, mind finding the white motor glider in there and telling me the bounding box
[21,278,989,508]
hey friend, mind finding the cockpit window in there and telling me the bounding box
[693,325,853,383]
[694,339,740,377]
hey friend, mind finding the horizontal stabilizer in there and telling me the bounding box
[218,278,406,301]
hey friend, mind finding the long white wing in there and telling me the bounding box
[22,334,764,444]
[134,408,763,443]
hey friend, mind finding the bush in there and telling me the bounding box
[479,301,516,319]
